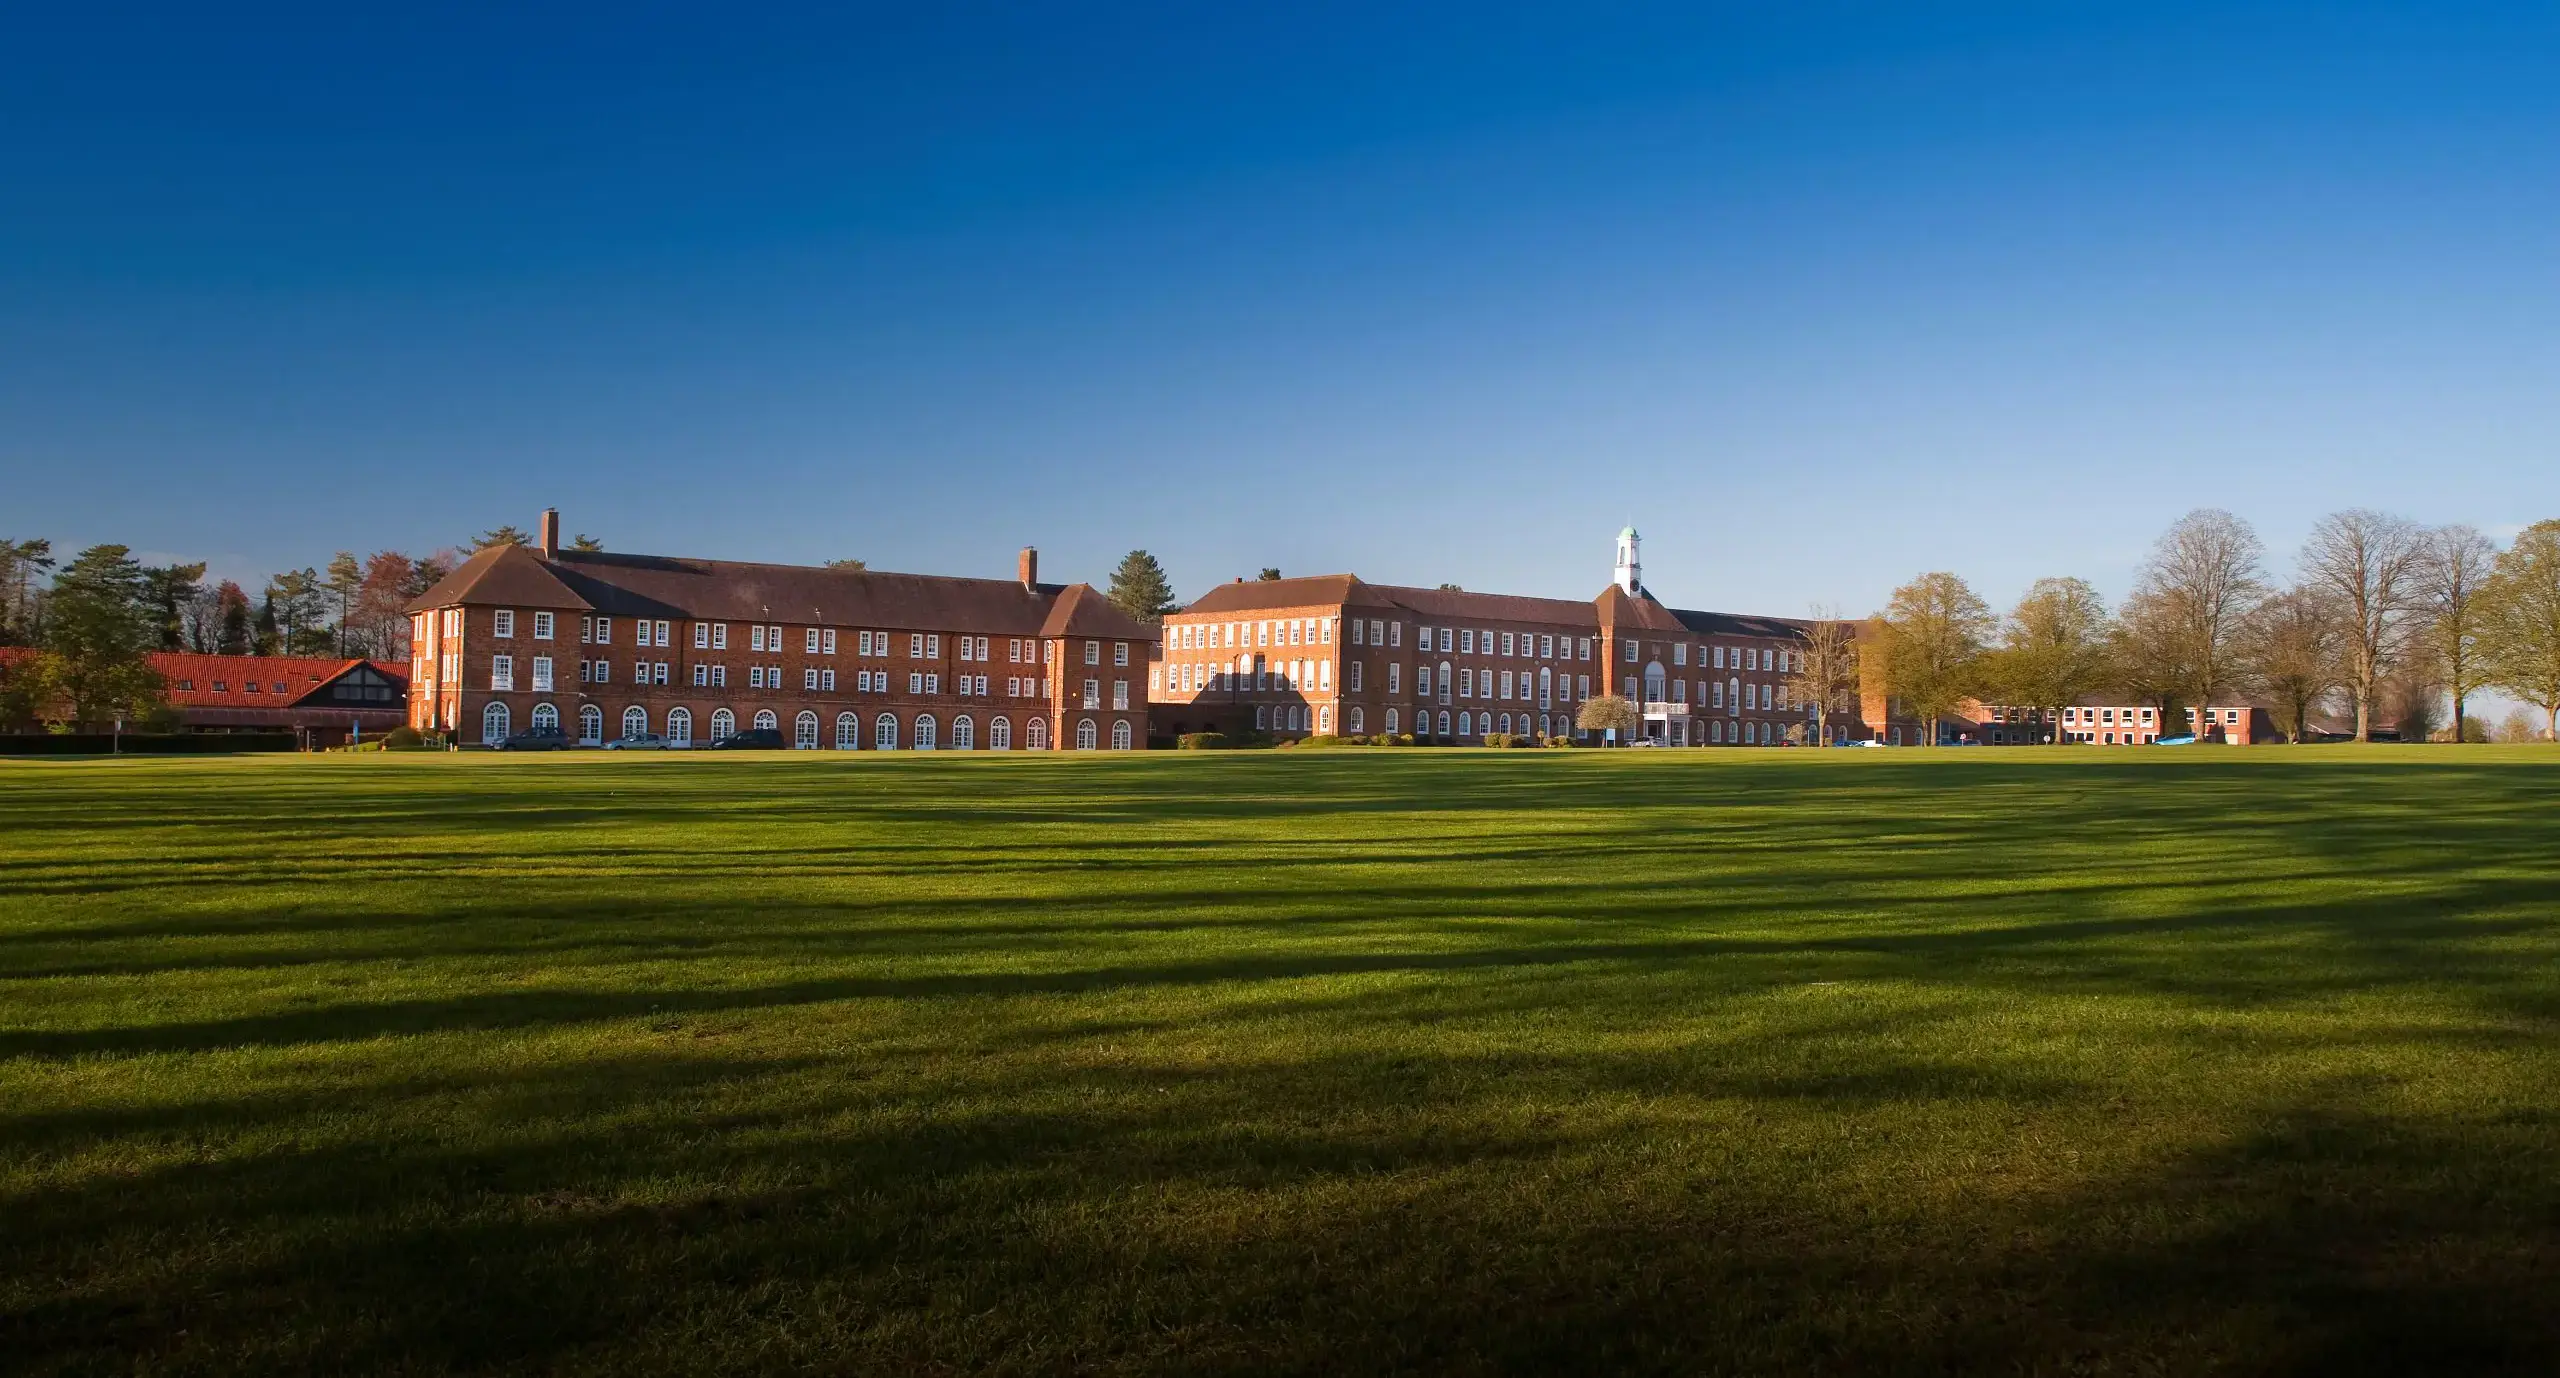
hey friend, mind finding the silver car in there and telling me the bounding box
[601,732,669,751]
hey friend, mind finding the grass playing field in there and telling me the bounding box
[4,746,2558,1375]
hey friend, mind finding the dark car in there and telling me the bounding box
[493,726,573,751]
[704,728,787,750]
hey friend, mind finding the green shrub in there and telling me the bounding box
[383,726,430,751]
[1543,734,1578,748]
[1297,734,1351,749]
[1175,732,1232,750]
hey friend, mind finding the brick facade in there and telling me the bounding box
[407,515,1156,750]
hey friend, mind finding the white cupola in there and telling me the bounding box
[1613,526,1642,595]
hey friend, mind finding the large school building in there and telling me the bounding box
[1153,529,1875,746]
[406,511,1159,750]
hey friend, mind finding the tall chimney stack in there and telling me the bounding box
[1018,546,1038,591]
[538,508,560,559]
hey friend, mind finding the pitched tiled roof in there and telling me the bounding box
[1179,573,1816,641]
[147,654,405,707]
[411,545,1159,642]
[406,544,592,615]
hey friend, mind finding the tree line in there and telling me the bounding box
[1789,509,2560,745]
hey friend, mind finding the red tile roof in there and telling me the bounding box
[1177,574,1817,642]
[147,654,405,707]
[408,544,1160,643]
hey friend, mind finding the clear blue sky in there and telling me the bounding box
[4,2,2554,617]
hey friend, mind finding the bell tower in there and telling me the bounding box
[1613,526,1642,595]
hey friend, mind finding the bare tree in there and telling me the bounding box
[2298,509,2427,741]
[2128,509,2266,733]
[1877,572,1994,746]
[2239,586,2343,743]
[1985,577,2114,745]
[2417,524,2498,741]
[1782,606,1860,746]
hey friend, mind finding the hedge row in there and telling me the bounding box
[0,733,300,756]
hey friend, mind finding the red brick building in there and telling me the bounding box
[406,511,1158,750]
[1972,699,2273,746]
[0,647,406,745]
[1154,528,1876,746]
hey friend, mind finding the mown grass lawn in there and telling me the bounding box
[4,746,2558,1375]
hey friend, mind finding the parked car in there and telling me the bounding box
[602,732,668,751]
[2152,734,2198,746]
[703,728,787,750]
[493,726,572,751]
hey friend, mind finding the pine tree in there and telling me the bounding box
[139,562,206,651]
[326,552,363,655]
[36,544,164,725]
[571,534,604,552]
[472,526,531,551]
[1107,550,1177,625]
[215,582,253,655]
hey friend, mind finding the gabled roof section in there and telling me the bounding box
[139,654,406,706]
[1594,584,1690,633]
[1178,575,1369,616]
[406,544,593,615]
[1038,584,1161,641]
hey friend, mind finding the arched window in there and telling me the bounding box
[913,715,937,750]
[1436,710,1450,737]
[1498,713,1512,735]
[1027,717,1049,750]
[1348,707,1364,735]
[1709,719,1722,744]
[794,710,819,750]
[1539,666,1552,707]
[990,717,1013,750]
[578,704,603,745]
[1729,678,1741,713]
[1383,708,1398,735]
[1076,718,1098,750]
[835,712,858,749]
[875,713,898,750]
[622,705,648,740]
[668,707,693,747]
[1111,719,1132,750]
[753,709,778,732]
[1438,660,1453,704]
[480,701,510,744]
[1289,705,1304,731]
[951,715,975,750]
[710,708,735,742]
[532,702,559,732]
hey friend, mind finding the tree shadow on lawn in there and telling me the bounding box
[8,1032,2557,1375]
[5,871,2556,1059]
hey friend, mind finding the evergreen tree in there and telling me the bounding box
[253,593,281,655]
[472,525,531,550]
[0,538,54,645]
[326,551,363,655]
[1106,550,1177,625]
[1257,568,1283,581]
[36,544,164,725]
[571,534,604,552]
[823,557,867,570]
[139,561,207,651]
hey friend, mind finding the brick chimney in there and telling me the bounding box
[1018,546,1038,591]
[538,508,560,559]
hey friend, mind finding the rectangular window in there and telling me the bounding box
[751,667,765,688]
[581,615,594,644]
[1439,628,1454,653]
[1388,622,1401,648]
[709,665,724,688]
[711,624,727,650]
[1624,639,1639,663]
[530,611,553,641]
[1112,680,1129,710]
[805,628,821,654]
[1500,670,1513,699]
[1712,646,1725,669]
[805,668,819,691]
[1114,641,1129,667]
[692,664,707,687]
[490,654,513,690]
[927,634,941,658]
[822,629,837,655]
[1499,632,1514,656]
[581,660,592,684]
[1084,641,1100,666]
[1673,643,1687,667]
[493,610,514,639]
[1578,675,1590,699]
[1007,676,1020,697]
[655,662,669,686]
[752,626,767,652]
[908,671,922,693]
[1350,620,1365,646]
[1387,662,1400,693]
[654,620,670,647]
[1083,679,1101,709]
[531,657,552,691]
[1460,629,1474,654]
[1348,661,1363,692]
[693,623,708,649]
[909,632,923,657]
[1318,661,1331,691]
[596,617,612,645]
[1576,637,1589,660]
[1459,668,1474,699]
[1417,666,1431,696]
